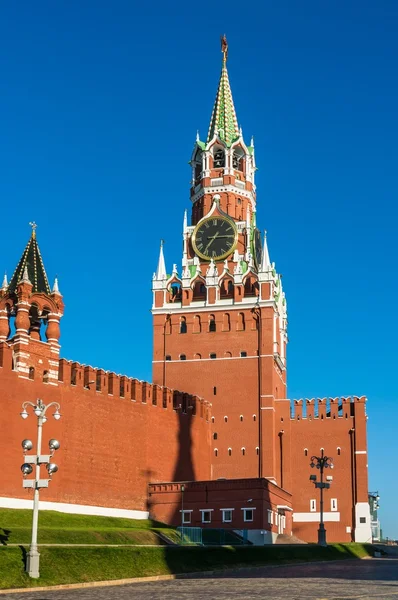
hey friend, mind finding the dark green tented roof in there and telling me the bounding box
[8,232,51,295]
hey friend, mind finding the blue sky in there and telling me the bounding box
[1,1,397,537]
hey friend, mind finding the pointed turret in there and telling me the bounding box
[52,277,60,294]
[207,36,239,146]
[1,273,8,292]
[155,240,167,280]
[260,231,271,271]
[8,223,51,294]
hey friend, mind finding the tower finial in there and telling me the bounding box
[156,239,167,280]
[260,230,271,271]
[29,221,37,239]
[221,34,228,63]
[1,272,8,291]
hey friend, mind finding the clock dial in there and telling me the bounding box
[253,228,263,268]
[192,216,237,261]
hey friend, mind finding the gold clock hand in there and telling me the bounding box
[204,231,220,254]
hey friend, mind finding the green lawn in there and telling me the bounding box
[0,543,375,589]
[0,508,174,546]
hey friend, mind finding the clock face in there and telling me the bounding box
[192,216,237,261]
[253,228,263,268]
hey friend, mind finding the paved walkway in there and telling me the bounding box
[5,558,398,600]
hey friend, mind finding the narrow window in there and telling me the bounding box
[180,354,186,361]
[256,447,259,455]
[331,498,338,512]
[43,370,49,383]
[240,415,243,422]
[210,353,216,359]
[214,448,218,457]
[165,355,171,361]
[120,380,125,398]
[222,313,230,331]
[337,447,341,456]
[237,312,245,331]
[241,447,245,456]
[222,509,233,523]
[213,432,218,440]
[310,499,316,512]
[211,416,215,423]
[201,510,212,524]
[240,351,247,357]
[267,509,273,524]
[224,416,228,422]
[182,511,191,524]
[243,509,254,522]
[193,315,201,333]
[29,367,35,380]
[213,386,217,396]
[209,316,216,332]
[228,448,232,456]
[71,367,77,386]
[253,414,256,421]
[304,448,308,456]
[180,317,187,334]
[214,149,225,168]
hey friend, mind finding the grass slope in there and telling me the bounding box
[0,544,374,590]
[0,508,173,546]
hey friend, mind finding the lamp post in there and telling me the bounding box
[20,398,61,578]
[180,484,185,544]
[310,449,333,547]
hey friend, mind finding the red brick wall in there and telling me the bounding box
[0,343,211,512]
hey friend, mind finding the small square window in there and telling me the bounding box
[180,354,186,361]
[210,353,217,359]
[243,509,254,522]
[201,511,212,524]
[165,355,171,361]
[240,351,247,357]
[360,517,366,524]
[182,511,191,524]
[222,509,233,523]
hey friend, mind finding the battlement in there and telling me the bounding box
[57,358,211,419]
[290,396,367,420]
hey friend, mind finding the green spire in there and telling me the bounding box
[8,223,51,295]
[207,37,240,147]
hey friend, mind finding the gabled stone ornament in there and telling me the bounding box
[155,240,167,280]
[172,264,178,276]
[52,277,61,294]
[206,259,218,278]
[20,265,31,284]
[1,273,8,291]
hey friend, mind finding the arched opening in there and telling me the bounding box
[193,314,201,333]
[180,316,187,334]
[222,313,230,332]
[220,278,234,299]
[194,353,201,359]
[214,448,218,457]
[169,282,182,302]
[209,315,216,332]
[244,276,259,297]
[213,147,225,168]
[180,354,187,361]
[228,448,232,456]
[29,367,35,380]
[43,370,49,383]
[237,312,245,331]
[224,351,232,358]
[241,447,245,456]
[193,280,206,300]
[233,147,245,171]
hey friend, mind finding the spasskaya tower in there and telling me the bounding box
[152,37,288,484]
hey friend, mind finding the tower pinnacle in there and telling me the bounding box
[8,225,51,294]
[155,240,167,280]
[207,36,239,146]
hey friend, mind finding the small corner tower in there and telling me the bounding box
[0,223,64,383]
[152,38,288,484]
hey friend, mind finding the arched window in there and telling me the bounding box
[211,416,215,423]
[220,278,234,299]
[241,447,245,456]
[214,448,218,457]
[193,315,201,333]
[165,355,171,361]
[224,416,228,422]
[222,313,230,332]
[71,367,77,386]
[180,317,187,334]
[233,148,244,171]
[244,277,259,298]
[237,312,245,331]
[169,282,182,302]
[29,367,35,380]
[193,281,206,300]
[256,447,259,455]
[214,148,225,168]
[253,414,257,421]
[304,448,308,456]
[209,315,216,332]
[194,353,202,359]
[337,447,341,456]
[43,370,49,383]
[240,415,243,422]
[213,432,218,440]
[224,351,232,358]
[96,372,101,391]
[228,448,232,456]
[180,354,186,361]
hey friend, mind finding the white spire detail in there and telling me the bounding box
[52,277,60,294]
[21,265,31,284]
[250,135,254,147]
[261,231,271,271]
[1,273,8,291]
[196,130,200,142]
[206,259,218,278]
[183,209,187,231]
[156,240,167,280]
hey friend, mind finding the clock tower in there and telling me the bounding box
[152,38,288,484]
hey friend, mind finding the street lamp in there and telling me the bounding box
[180,484,185,544]
[309,449,333,547]
[20,398,61,578]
